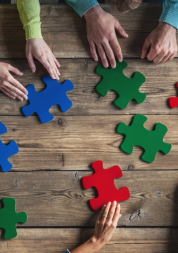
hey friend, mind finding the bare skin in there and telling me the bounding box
[71,201,121,253]
[26,38,61,80]
[0,62,28,101]
[84,5,128,68]
[141,21,177,64]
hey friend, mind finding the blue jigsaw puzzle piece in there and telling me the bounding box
[0,122,19,172]
[22,75,74,123]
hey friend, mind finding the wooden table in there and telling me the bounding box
[0,3,178,252]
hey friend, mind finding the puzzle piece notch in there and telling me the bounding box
[96,61,146,109]
[117,114,172,163]
[22,75,74,123]
[169,83,178,108]
[83,160,130,211]
[0,198,27,239]
[0,122,19,172]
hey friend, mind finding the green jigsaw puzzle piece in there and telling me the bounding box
[0,198,28,239]
[117,114,172,163]
[96,61,146,109]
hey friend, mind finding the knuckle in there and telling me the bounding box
[108,32,115,41]
[2,80,6,86]
[111,223,116,229]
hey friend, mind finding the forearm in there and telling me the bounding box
[159,0,178,29]
[17,0,42,40]
[65,0,99,17]
[70,237,99,253]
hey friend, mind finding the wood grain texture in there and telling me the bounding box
[0,228,178,252]
[0,115,176,171]
[0,4,177,58]
[0,170,178,227]
[0,58,178,116]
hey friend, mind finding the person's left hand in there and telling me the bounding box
[26,38,60,79]
[141,21,177,64]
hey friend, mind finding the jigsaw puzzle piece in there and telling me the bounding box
[22,75,74,123]
[169,83,178,108]
[0,122,8,135]
[117,114,172,163]
[0,141,19,172]
[0,198,28,239]
[96,61,146,109]
[22,84,38,117]
[83,161,130,211]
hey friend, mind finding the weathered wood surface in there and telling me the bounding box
[0,170,178,227]
[0,58,178,116]
[1,228,178,252]
[0,115,176,171]
[0,4,178,58]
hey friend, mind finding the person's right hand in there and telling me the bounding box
[84,6,128,68]
[91,201,121,252]
[0,62,28,101]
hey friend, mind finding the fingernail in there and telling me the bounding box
[108,202,111,205]
[114,201,117,204]
[32,69,36,73]
[118,204,120,208]
[119,214,122,218]
[103,204,106,207]
[124,33,128,37]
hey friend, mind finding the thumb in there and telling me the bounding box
[8,65,23,76]
[141,39,150,59]
[115,21,128,38]
[27,53,36,73]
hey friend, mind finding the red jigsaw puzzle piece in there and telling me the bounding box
[169,83,178,108]
[83,161,130,211]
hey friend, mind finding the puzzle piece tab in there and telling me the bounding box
[83,160,130,211]
[169,83,178,108]
[22,75,74,123]
[96,61,146,109]
[117,114,172,163]
[0,198,27,239]
[0,122,19,172]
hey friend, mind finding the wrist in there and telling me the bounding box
[158,21,177,32]
[87,236,102,252]
[84,5,103,20]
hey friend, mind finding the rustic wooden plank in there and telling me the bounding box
[0,170,178,227]
[0,58,178,116]
[0,228,178,252]
[0,4,177,58]
[0,115,176,171]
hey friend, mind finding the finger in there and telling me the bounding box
[8,76,28,97]
[97,43,109,68]
[107,201,117,223]
[27,53,36,73]
[141,39,151,59]
[47,57,59,80]
[147,46,159,62]
[5,80,26,101]
[110,36,122,63]
[100,202,111,223]
[168,53,176,62]
[112,203,122,226]
[161,53,172,63]
[115,21,128,38]
[2,85,17,98]
[89,41,98,61]
[102,40,116,68]
[0,87,16,100]
[40,57,56,79]
[52,55,61,68]
[97,204,107,221]
[8,65,23,76]
[153,51,167,64]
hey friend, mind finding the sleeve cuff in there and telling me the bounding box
[67,0,99,17]
[159,4,178,29]
[24,22,43,40]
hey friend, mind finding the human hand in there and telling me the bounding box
[90,201,121,252]
[26,38,60,79]
[141,22,177,64]
[84,6,128,68]
[0,62,28,101]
